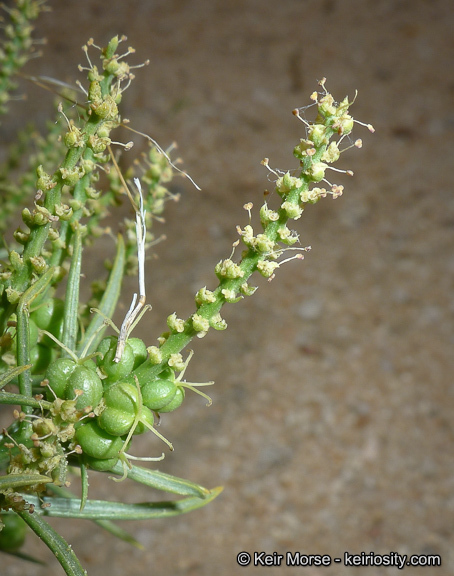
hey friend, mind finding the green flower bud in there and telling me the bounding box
[36,165,56,191]
[5,287,22,303]
[221,288,242,304]
[254,233,276,253]
[88,134,110,153]
[88,80,102,104]
[209,313,227,331]
[239,283,258,296]
[191,313,210,333]
[91,95,118,120]
[300,187,325,204]
[59,166,84,186]
[275,172,302,196]
[167,313,185,333]
[321,141,340,163]
[281,201,303,220]
[147,345,162,365]
[64,126,84,148]
[293,139,316,160]
[257,260,279,278]
[195,287,216,306]
[277,226,299,245]
[215,259,244,280]
[9,250,24,271]
[317,93,337,117]
[259,204,279,225]
[29,256,48,274]
[54,203,73,221]
[308,124,328,147]
[82,454,119,471]
[306,162,327,182]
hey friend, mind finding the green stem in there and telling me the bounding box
[16,268,54,424]
[17,509,87,576]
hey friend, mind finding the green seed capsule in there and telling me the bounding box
[31,297,65,339]
[30,342,55,374]
[127,338,148,369]
[103,381,139,413]
[98,405,135,437]
[66,365,103,411]
[158,387,185,413]
[0,513,27,552]
[96,336,117,361]
[97,380,139,436]
[98,381,157,436]
[75,420,125,460]
[28,318,39,348]
[81,454,119,471]
[98,338,135,381]
[141,378,177,411]
[45,357,78,400]
[133,405,155,435]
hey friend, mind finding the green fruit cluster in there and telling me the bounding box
[42,335,187,470]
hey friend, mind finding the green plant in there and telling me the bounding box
[0,2,373,574]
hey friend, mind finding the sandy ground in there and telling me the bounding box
[1,0,454,574]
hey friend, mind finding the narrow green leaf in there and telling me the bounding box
[0,473,51,491]
[77,234,125,356]
[62,226,82,355]
[79,461,88,511]
[0,364,32,390]
[24,486,223,520]
[90,519,144,549]
[17,508,87,576]
[108,462,211,498]
[48,484,142,548]
[0,390,52,410]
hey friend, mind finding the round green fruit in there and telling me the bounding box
[45,357,77,400]
[66,365,103,411]
[75,420,125,460]
[0,513,27,552]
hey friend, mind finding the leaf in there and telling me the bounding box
[77,234,125,356]
[62,226,82,354]
[90,519,143,549]
[24,486,223,520]
[79,460,89,512]
[0,365,32,390]
[0,390,52,410]
[48,484,142,549]
[108,461,212,498]
[0,473,51,492]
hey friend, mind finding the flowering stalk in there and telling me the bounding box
[133,81,373,381]
[0,15,374,572]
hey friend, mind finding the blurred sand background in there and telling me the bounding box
[1,0,453,574]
